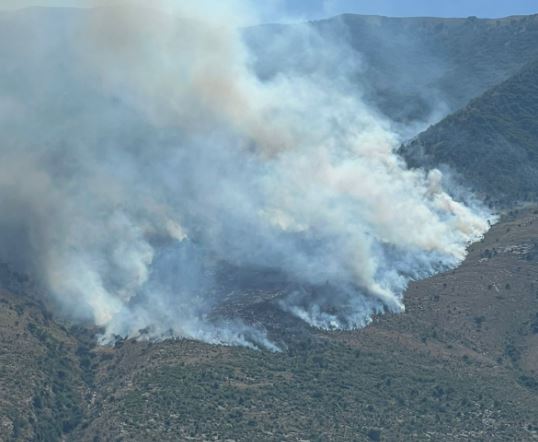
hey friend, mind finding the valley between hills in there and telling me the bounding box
[1,9,538,442]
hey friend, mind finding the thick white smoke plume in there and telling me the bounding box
[0,1,490,348]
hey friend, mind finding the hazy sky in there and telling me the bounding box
[1,0,537,21]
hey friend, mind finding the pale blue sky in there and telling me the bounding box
[282,0,538,20]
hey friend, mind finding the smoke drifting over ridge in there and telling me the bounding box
[0,1,490,349]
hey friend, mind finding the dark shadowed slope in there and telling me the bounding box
[2,209,537,441]
[402,59,538,205]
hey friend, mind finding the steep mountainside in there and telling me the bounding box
[1,209,537,441]
[248,13,538,125]
[402,59,538,205]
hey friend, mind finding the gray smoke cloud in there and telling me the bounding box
[0,1,491,349]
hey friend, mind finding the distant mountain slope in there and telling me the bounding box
[248,14,538,126]
[402,59,538,205]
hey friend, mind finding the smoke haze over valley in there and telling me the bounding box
[0,1,496,350]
